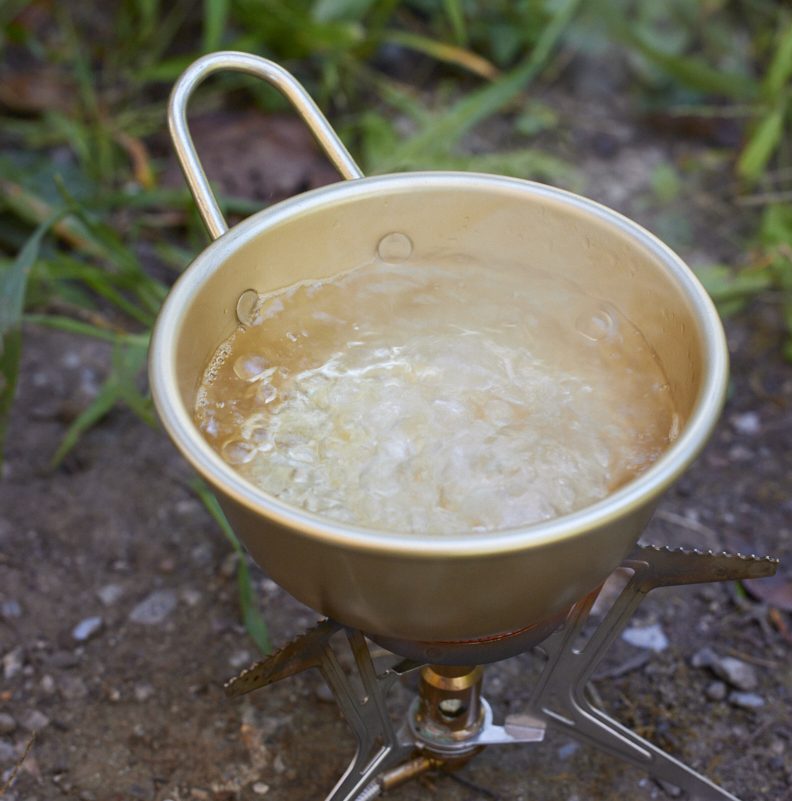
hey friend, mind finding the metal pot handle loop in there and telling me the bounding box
[168,51,364,240]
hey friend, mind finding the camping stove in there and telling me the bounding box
[227,544,778,801]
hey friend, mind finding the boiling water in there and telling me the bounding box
[195,256,679,534]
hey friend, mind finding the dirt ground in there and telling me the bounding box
[1,73,791,801]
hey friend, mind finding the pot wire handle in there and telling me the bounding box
[169,51,364,240]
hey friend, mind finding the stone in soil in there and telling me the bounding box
[729,691,765,709]
[47,650,79,669]
[96,584,124,606]
[656,779,683,798]
[690,648,758,691]
[59,675,88,700]
[705,681,728,701]
[129,590,178,625]
[0,738,17,764]
[0,712,16,735]
[72,616,103,642]
[1,599,22,619]
[731,411,761,435]
[134,683,155,702]
[714,656,758,690]
[621,623,669,652]
[3,646,24,680]
[19,709,50,732]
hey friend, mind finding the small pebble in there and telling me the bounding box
[656,779,683,798]
[0,739,17,764]
[59,675,88,700]
[0,713,16,735]
[20,709,50,732]
[621,623,668,652]
[705,681,727,701]
[711,656,757,691]
[692,648,759,689]
[3,646,24,680]
[96,584,124,606]
[80,791,97,801]
[252,784,270,796]
[72,616,103,643]
[134,683,155,702]
[129,590,178,626]
[557,741,580,760]
[181,589,202,607]
[48,651,79,669]
[731,411,760,435]
[691,646,717,669]
[228,650,252,669]
[315,684,334,703]
[1,600,22,619]
[220,553,238,579]
[159,557,176,574]
[41,675,56,694]
[729,691,765,709]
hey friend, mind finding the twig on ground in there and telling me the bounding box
[0,731,36,796]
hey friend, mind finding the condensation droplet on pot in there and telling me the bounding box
[236,289,259,326]
[576,306,616,341]
[233,354,269,382]
[221,439,257,464]
[377,232,413,263]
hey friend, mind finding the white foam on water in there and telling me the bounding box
[194,257,679,535]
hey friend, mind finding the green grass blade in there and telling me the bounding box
[377,0,582,171]
[765,23,792,99]
[192,479,271,654]
[443,0,467,45]
[0,213,64,460]
[203,0,229,51]
[311,0,378,23]
[737,103,786,183]
[616,24,756,100]
[50,341,151,465]
[381,31,498,79]
[50,377,121,467]
[24,314,148,346]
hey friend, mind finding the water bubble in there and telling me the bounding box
[249,426,274,452]
[221,439,257,465]
[576,307,616,341]
[256,382,278,404]
[233,354,269,382]
[236,289,259,326]
[377,232,413,263]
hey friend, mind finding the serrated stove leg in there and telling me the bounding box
[320,630,416,801]
[525,544,778,801]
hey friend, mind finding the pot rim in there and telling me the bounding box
[149,171,728,557]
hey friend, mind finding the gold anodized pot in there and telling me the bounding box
[149,52,728,642]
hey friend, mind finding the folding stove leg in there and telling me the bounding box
[319,630,417,801]
[527,544,779,801]
[224,620,419,801]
